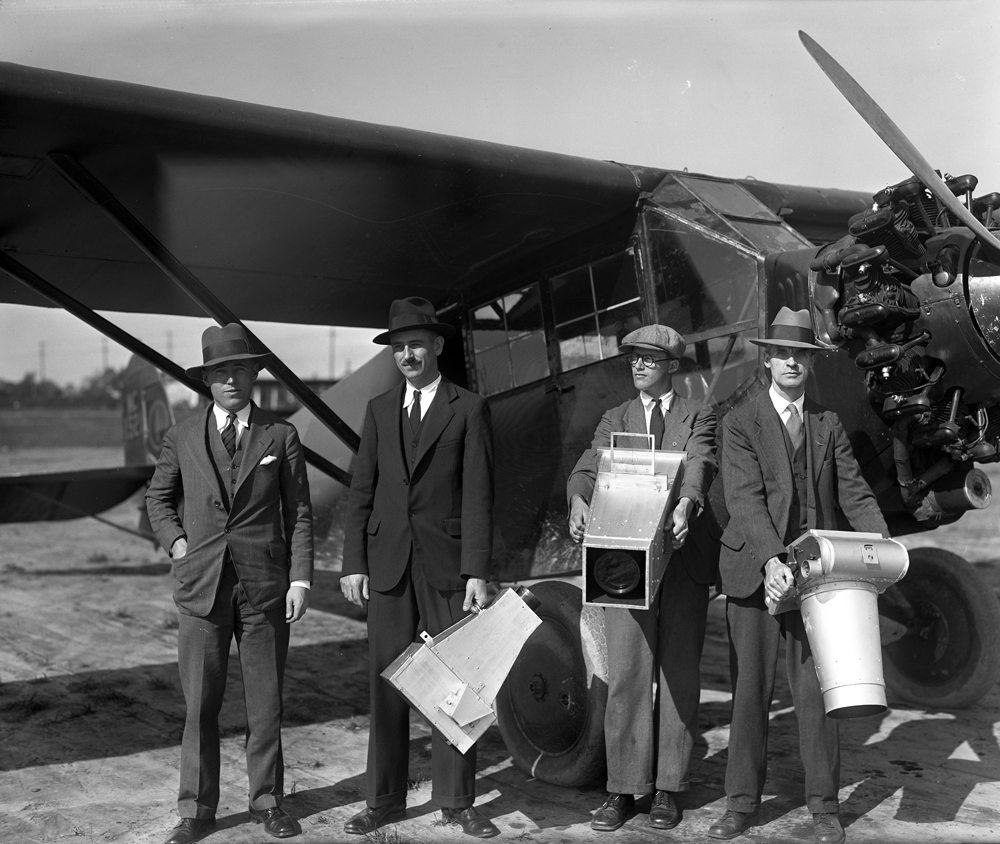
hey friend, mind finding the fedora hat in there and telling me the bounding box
[185,323,271,378]
[373,297,456,345]
[749,307,825,351]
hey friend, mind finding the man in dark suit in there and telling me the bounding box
[708,308,888,844]
[146,323,313,844]
[340,297,498,839]
[566,324,718,833]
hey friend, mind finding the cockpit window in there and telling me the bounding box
[550,250,642,372]
[471,283,550,396]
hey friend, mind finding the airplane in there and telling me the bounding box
[1,30,998,788]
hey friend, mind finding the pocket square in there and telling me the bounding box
[259,455,278,466]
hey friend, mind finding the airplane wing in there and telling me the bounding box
[0,465,154,523]
[0,61,648,328]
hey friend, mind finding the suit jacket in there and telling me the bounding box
[565,394,719,585]
[718,391,888,598]
[342,377,494,593]
[146,403,314,616]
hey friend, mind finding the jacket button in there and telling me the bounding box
[214,500,221,508]
[412,440,418,447]
[403,479,409,485]
[408,511,414,518]
[224,528,231,534]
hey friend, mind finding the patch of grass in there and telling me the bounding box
[146,674,173,691]
[112,607,133,620]
[406,776,427,792]
[91,684,136,707]
[28,674,50,684]
[85,552,109,564]
[0,694,49,721]
[67,678,98,694]
[364,827,414,844]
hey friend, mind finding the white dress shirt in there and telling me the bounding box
[639,389,675,432]
[403,373,442,421]
[768,384,805,431]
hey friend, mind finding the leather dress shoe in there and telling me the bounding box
[649,790,681,829]
[441,806,500,838]
[707,809,759,839]
[248,806,301,838]
[164,818,216,844]
[591,793,635,832]
[344,803,406,835]
[813,813,845,844]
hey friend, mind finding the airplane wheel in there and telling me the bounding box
[496,580,608,787]
[882,547,1000,708]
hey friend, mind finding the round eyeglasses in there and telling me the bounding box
[627,353,669,367]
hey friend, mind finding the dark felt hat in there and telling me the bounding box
[749,307,825,351]
[185,323,271,378]
[373,297,456,345]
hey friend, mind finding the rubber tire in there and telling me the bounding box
[882,547,1000,708]
[495,580,608,787]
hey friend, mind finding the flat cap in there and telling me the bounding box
[620,324,686,358]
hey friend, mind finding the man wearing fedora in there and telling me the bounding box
[147,323,313,844]
[566,324,718,833]
[708,308,888,844]
[340,297,498,838]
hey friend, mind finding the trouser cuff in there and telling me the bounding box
[433,792,475,810]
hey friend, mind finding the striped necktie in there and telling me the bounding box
[221,413,237,458]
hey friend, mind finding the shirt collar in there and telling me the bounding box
[640,389,674,412]
[768,384,804,418]
[404,374,442,408]
[212,402,251,430]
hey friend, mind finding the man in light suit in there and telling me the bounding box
[146,323,313,844]
[340,297,498,839]
[567,324,718,833]
[707,308,888,844]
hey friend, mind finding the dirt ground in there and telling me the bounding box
[2,448,1000,843]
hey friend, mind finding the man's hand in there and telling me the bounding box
[169,537,188,559]
[463,577,488,613]
[568,494,590,544]
[669,497,695,549]
[285,585,309,623]
[340,573,369,608]
[764,557,795,603]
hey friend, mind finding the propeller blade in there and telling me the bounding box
[799,30,1000,262]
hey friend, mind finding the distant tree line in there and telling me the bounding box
[0,367,126,409]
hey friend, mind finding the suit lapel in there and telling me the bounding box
[411,378,457,471]
[193,405,223,492]
[663,395,693,443]
[234,404,275,497]
[624,396,647,435]
[804,399,832,521]
[754,392,793,491]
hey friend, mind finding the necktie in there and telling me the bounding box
[221,412,237,458]
[649,398,665,448]
[785,404,804,451]
[409,390,422,431]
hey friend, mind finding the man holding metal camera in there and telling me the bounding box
[708,308,888,844]
[567,324,718,832]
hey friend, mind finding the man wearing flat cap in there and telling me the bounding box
[566,324,718,833]
[707,308,888,844]
[341,297,498,838]
[146,323,313,844]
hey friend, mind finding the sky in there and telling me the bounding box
[0,0,996,387]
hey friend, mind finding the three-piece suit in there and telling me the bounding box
[146,402,313,819]
[566,392,718,795]
[719,389,887,814]
[343,376,494,810]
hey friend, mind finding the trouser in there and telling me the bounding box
[724,587,840,814]
[177,560,290,818]
[366,560,476,810]
[604,557,710,795]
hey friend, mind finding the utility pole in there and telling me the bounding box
[101,336,109,370]
[38,340,45,382]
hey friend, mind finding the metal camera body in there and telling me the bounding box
[771,529,910,718]
[582,432,686,610]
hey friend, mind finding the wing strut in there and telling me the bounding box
[45,151,362,456]
[0,250,352,489]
